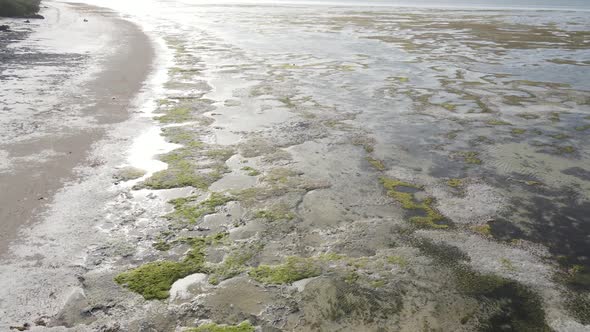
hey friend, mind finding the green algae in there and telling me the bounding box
[240,166,260,176]
[209,244,263,284]
[115,239,208,300]
[486,119,512,126]
[351,135,376,153]
[549,133,570,140]
[447,178,463,188]
[380,178,448,229]
[558,146,576,154]
[500,258,516,271]
[440,103,457,111]
[249,256,320,284]
[113,167,146,182]
[460,151,483,165]
[167,192,235,224]
[366,157,386,171]
[186,321,255,332]
[472,224,492,237]
[575,124,590,131]
[386,255,408,267]
[142,162,215,190]
[155,106,193,123]
[254,204,295,221]
[206,149,235,162]
[516,113,540,120]
[549,112,561,122]
[446,130,461,140]
[511,128,527,135]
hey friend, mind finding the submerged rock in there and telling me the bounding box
[0,25,9,32]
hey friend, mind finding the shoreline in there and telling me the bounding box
[0,2,154,256]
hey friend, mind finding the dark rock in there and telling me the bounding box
[83,19,88,22]
[22,14,44,19]
[24,20,30,23]
[0,25,9,32]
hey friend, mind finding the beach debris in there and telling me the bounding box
[0,25,9,32]
[83,19,88,22]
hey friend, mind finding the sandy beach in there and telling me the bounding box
[0,2,153,255]
[1,0,589,331]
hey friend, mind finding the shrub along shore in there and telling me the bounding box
[0,0,42,18]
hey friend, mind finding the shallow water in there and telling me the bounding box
[4,0,590,330]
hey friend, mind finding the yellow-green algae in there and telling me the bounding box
[254,204,295,221]
[486,119,512,126]
[208,243,263,285]
[447,178,463,188]
[379,177,448,229]
[511,128,527,135]
[516,113,540,120]
[185,321,255,332]
[366,157,386,171]
[460,151,482,165]
[240,166,260,176]
[167,192,235,224]
[140,149,220,190]
[472,224,492,236]
[155,106,192,123]
[249,256,321,284]
[115,238,209,300]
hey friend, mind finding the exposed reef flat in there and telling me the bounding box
[1,1,589,331]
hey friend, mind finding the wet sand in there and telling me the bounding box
[0,2,153,255]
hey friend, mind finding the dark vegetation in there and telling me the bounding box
[0,0,41,17]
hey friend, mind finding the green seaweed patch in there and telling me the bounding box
[240,166,260,176]
[114,167,146,182]
[186,321,255,332]
[549,133,570,140]
[141,161,217,190]
[446,130,461,140]
[155,106,192,123]
[209,244,263,284]
[549,112,561,122]
[516,113,540,120]
[471,224,491,236]
[447,178,463,188]
[460,151,483,165]
[575,124,590,132]
[386,255,408,267]
[249,256,320,284]
[115,239,208,300]
[486,119,512,126]
[440,103,457,111]
[500,258,516,271]
[511,128,527,135]
[167,192,235,224]
[366,157,386,171]
[254,204,295,221]
[380,177,448,229]
[206,149,235,162]
[351,135,376,153]
[558,146,576,154]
